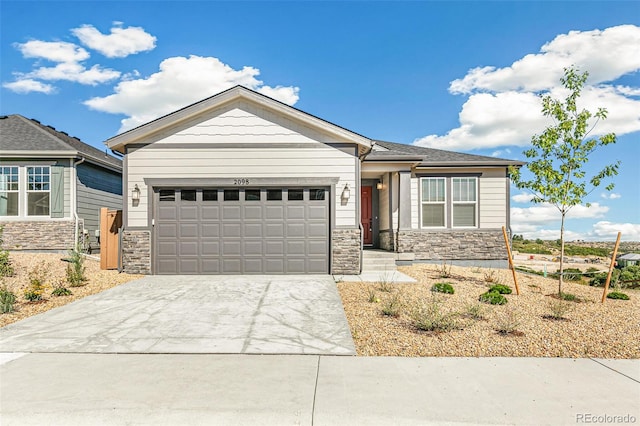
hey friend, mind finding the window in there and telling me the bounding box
[245,189,261,201]
[202,190,218,201]
[452,178,477,227]
[181,190,196,201]
[159,190,175,202]
[27,166,50,216]
[224,189,239,201]
[0,167,19,216]
[309,188,325,201]
[421,178,445,227]
[288,189,303,201]
[267,189,282,201]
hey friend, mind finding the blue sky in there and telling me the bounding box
[1,1,639,241]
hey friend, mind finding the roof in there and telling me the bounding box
[368,140,525,167]
[0,115,122,170]
[618,253,640,261]
[106,85,372,152]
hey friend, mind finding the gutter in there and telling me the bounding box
[72,157,86,250]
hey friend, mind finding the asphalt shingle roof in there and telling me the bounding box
[0,115,121,170]
[370,140,525,167]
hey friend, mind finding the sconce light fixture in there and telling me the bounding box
[376,182,384,190]
[132,184,141,202]
[341,183,350,202]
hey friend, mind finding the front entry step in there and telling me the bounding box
[334,250,416,283]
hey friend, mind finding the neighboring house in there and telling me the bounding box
[0,115,122,252]
[617,253,640,267]
[106,86,523,275]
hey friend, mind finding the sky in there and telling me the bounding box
[1,1,639,241]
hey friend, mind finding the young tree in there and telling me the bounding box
[510,66,619,295]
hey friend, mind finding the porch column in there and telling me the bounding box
[398,170,412,229]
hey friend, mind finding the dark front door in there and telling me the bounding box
[361,186,373,245]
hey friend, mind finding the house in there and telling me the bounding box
[105,86,523,275]
[0,115,122,252]
[617,253,640,268]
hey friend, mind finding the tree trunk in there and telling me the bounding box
[559,213,566,295]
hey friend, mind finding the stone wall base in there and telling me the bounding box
[379,230,394,251]
[332,228,361,275]
[397,229,506,260]
[122,229,151,274]
[0,220,76,251]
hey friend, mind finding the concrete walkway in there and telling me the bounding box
[1,353,638,425]
[0,275,355,355]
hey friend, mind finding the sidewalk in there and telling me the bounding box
[1,353,638,425]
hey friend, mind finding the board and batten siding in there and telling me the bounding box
[76,162,123,247]
[126,107,358,228]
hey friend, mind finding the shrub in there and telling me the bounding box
[479,291,507,305]
[0,285,17,314]
[495,308,521,335]
[66,249,87,287]
[436,261,452,278]
[411,298,458,332]
[381,293,403,317]
[558,292,580,302]
[546,299,573,320]
[367,287,380,303]
[488,284,512,294]
[0,227,13,277]
[483,269,498,283]
[463,302,486,320]
[51,280,72,297]
[25,262,48,302]
[607,291,630,300]
[561,268,583,282]
[431,282,454,294]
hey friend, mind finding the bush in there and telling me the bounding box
[463,303,486,320]
[483,269,498,283]
[561,268,583,282]
[607,291,630,300]
[411,298,458,332]
[479,291,507,305]
[495,308,521,335]
[558,292,580,302]
[488,284,512,294]
[25,262,48,302]
[546,299,573,320]
[0,227,13,277]
[66,249,87,287]
[0,285,17,314]
[51,280,72,297]
[381,293,403,317]
[431,282,454,294]
[367,287,380,303]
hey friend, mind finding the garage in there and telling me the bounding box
[154,187,330,274]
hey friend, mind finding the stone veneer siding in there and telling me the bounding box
[122,229,151,274]
[332,228,361,275]
[379,230,394,251]
[397,229,505,260]
[0,220,76,250]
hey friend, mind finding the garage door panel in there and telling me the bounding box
[155,187,329,274]
[180,223,198,238]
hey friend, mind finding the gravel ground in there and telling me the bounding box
[338,264,640,358]
[0,253,143,328]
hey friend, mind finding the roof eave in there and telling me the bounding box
[0,150,122,172]
[416,161,525,168]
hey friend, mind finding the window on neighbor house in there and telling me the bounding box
[452,177,477,227]
[0,166,19,216]
[420,178,445,227]
[27,166,50,216]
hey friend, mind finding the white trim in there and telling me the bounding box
[419,177,447,228]
[451,177,478,229]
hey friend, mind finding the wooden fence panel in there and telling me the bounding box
[100,207,122,270]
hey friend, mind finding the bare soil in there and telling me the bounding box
[0,253,143,328]
[338,264,639,358]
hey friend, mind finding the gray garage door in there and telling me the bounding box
[154,187,329,274]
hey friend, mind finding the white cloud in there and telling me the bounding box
[511,202,609,227]
[2,79,54,94]
[600,192,621,200]
[414,25,640,151]
[84,55,300,132]
[512,193,534,203]
[15,40,89,63]
[72,23,156,58]
[592,221,640,241]
[26,62,120,85]
[449,25,640,95]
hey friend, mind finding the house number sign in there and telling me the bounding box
[233,179,251,185]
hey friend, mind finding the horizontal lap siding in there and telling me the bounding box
[126,107,357,228]
[479,177,507,228]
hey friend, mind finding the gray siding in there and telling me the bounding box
[76,162,122,249]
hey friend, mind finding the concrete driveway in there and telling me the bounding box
[0,275,355,355]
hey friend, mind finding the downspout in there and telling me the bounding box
[72,157,86,250]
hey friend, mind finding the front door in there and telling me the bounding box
[361,186,373,245]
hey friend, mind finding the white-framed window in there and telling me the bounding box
[0,166,19,216]
[26,166,50,216]
[452,177,477,227]
[421,177,446,227]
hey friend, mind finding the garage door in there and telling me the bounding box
[154,187,329,274]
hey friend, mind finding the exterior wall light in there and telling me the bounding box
[341,183,350,202]
[376,182,384,190]
[132,184,141,202]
